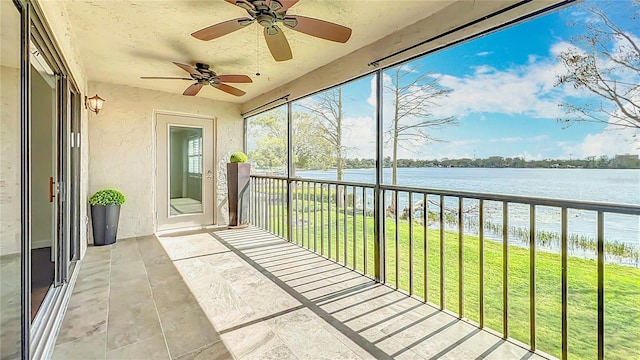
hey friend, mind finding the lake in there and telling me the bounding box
[297,167,639,205]
[295,168,640,261]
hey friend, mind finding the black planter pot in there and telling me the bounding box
[227,162,251,228]
[91,204,121,246]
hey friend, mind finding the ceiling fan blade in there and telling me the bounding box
[215,83,246,97]
[225,0,255,9]
[173,62,202,76]
[283,15,352,43]
[264,26,292,62]
[278,0,299,11]
[192,18,254,41]
[183,83,204,96]
[140,76,192,80]
[217,75,253,83]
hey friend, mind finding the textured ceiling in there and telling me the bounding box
[61,0,455,103]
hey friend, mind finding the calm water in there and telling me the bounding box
[298,168,640,205]
[296,168,640,254]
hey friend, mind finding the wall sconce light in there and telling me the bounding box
[85,94,105,114]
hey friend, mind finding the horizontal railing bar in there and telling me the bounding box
[250,174,289,181]
[253,174,375,189]
[379,184,640,215]
[252,175,640,215]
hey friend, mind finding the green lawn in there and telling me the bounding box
[256,196,640,360]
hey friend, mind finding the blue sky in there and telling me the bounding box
[330,0,640,161]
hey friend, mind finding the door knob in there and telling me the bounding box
[206,170,213,180]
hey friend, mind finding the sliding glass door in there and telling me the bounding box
[29,42,59,320]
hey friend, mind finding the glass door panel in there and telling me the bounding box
[29,43,58,321]
[169,126,204,216]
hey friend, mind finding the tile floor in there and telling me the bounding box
[52,227,547,359]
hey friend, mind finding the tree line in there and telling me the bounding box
[343,155,640,169]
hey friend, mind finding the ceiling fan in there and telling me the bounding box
[192,0,352,62]
[141,62,252,97]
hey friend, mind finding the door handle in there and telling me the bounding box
[206,170,213,180]
[49,177,55,203]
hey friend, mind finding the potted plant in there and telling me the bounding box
[89,189,126,246]
[227,152,250,228]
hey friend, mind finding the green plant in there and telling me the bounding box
[89,189,126,206]
[230,152,248,163]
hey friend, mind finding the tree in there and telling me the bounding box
[291,112,334,173]
[298,87,348,181]
[247,111,287,172]
[385,65,458,212]
[247,110,332,175]
[556,2,640,130]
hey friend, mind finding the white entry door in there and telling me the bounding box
[156,112,215,231]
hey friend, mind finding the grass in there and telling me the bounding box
[254,193,640,360]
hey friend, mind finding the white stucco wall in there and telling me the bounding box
[87,81,243,239]
[0,65,21,256]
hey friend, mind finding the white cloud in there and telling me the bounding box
[473,65,494,75]
[433,56,568,120]
[502,137,523,143]
[512,151,544,161]
[451,139,481,146]
[476,51,492,57]
[574,91,640,158]
[528,135,550,141]
[578,126,639,158]
[488,137,523,143]
[399,64,419,73]
[342,116,376,158]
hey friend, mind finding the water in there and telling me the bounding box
[295,168,640,255]
[298,167,639,204]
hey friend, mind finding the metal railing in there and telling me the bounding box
[249,174,640,360]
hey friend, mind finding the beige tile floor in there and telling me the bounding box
[53,227,548,360]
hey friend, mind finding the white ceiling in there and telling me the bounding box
[61,0,455,103]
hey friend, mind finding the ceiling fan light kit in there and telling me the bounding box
[192,0,352,62]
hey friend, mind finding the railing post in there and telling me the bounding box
[597,211,604,360]
[424,193,429,303]
[458,197,464,318]
[479,199,485,328]
[530,204,536,350]
[409,192,414,295]
[395,190,400,289]
[440,195,445,310]
[503,201,509,338]
[373,69,384,282]
[286,101,293,242]
[561,207,568,360]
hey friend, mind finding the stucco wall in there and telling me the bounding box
[87,81,243,239]
[0,65,21,257]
